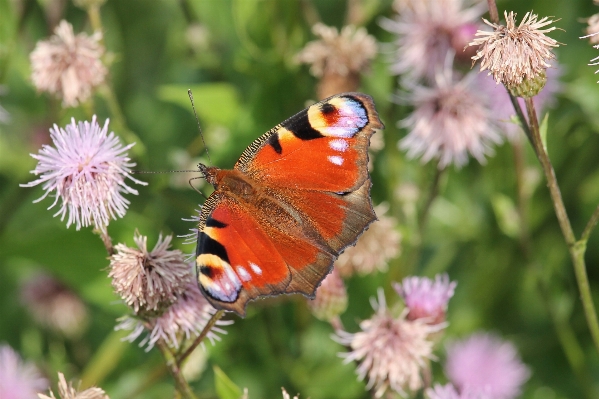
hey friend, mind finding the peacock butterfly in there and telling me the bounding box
[195,92,383,316]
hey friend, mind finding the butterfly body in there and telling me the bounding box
[196,93,383,316]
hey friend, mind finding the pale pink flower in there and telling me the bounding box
[445,333,530,399]
[109,232,191,315]
[394,273,456,324]
[334,290,444,397]
[468,11,559,89]
[400,67,501,168]
[0,344,48,399]
[21,273,89,338]
[117,282,232,351]
[30,20,107,107]
[38,372,108,399]
[21,116,146,230]
[426,383,490,399]
[585,14,599,45]
[307,267,347,321]
[335,203,401,277]
[381,0,485,82]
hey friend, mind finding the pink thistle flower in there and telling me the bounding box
[30,20,107,107]
[445,333,530,399]
[38,372,108,399]
[426,383,490,399]
[0,344,48,399]
[117,282,232,351]
[394,273,456,324]
[21,116,146,230]
[468,11,559,90]
[307,267,348,321]
[400,67,501,168]
[109,232,191,315]
[380,0,485,82]
[334,290,444,397]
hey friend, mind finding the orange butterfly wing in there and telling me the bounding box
[196,93,383,316]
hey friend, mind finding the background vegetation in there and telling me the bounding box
[0,0,598,398]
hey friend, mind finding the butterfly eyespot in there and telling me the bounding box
[197,253,241,303]
[327,155,344,166]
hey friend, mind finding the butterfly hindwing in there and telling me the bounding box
[196,92,383,316]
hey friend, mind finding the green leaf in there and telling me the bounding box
[157,83,241,127]
[214,365,243,399]
[539,112,549,153]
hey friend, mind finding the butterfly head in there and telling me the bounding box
[198,163,219,187]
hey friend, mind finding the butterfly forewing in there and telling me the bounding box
[196,93,383,316]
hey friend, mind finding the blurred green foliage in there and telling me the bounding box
[1,0,599,398]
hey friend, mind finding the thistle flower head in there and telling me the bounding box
[335,203,401,277]
[30,20,107,107]
[400,68,501,168]
[381,0,485,82]
[445,333,530,399]
[334,290,444,397]
[38,372,108,399]
[21,116,146,230]
[296,23,377,98]
[21,273,89,338]
[109,232,191,316]
[394,273,456,324]
[468,11,559,89]
[585,14,599,45]
[0,345,48,399]
[117,282,232,351]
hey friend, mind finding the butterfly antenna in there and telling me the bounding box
[188,89,211,164]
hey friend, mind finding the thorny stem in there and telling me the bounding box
[524,97,599,355]
[155,338,198,399]
[177,310,225,364]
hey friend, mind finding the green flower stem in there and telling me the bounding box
[177,310,225,364]
[524,97,599,355]
[581,203,599,242]
[155,338,198,399]
[95,227,114,256]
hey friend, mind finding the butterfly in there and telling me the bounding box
[196,92,383,316]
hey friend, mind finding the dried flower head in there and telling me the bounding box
[334,290,444,397]
[0,344,48,399]
[117,282,232,350]
[445,333,530,399]
[307,267,347,321]
[38,372,108,399]
[394,274,456,324]
[400,68,501,168]
[296,23,377,98]
[335,203,401,277]
[468,11,559,89]
[381,0,485,82]
[426,383,490,399]
[21,273,89,338]
[109,232,191,316]
[30,20,107,107]
[21,116,146,230]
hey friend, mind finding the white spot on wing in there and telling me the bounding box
[249,262,262,275]
[329,139,349,152]
[328,155,344,166]
[237,266,251,281]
